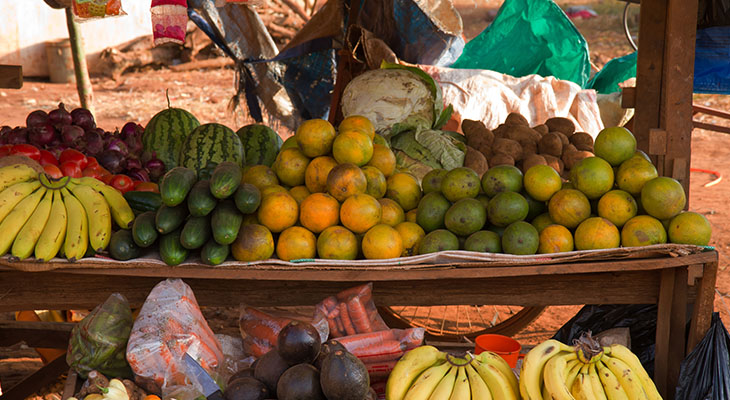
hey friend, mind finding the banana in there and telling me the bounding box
[35,191,67,261]
[0,164,38,192]
[96,184,135,229]
[404,361,453,400]
[449,366,471,400]
[519,339,573,400]
[596,360,629,400]
[472,358,516,400]
[476,352,519,396]
[601,356,648,400]
[69,183,111,252]
[588,364,608,400]
[543,351,578,400]
[430,366,459,400]
[0,187,46,256]
[11,190,53,260]
[465,364,493,400]
[571,371,597,400]
[72,177,103,188]
[387,346,447,400]
[61,188,88,261]
[605,345,661,400]
[565,359,583,391]
[577,348,604,364]
[0,180,41,224]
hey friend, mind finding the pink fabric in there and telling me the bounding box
[151,0,188,46]
[151,0,187,7]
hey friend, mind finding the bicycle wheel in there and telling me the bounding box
[623,1,640,51]
[379,305,546,341]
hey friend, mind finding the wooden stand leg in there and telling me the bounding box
[655,268,675,398]
[668,267,688,399]
[688,260,719,353]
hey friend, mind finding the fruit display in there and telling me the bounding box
[142,105,201,172]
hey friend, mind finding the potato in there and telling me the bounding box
[493,138,523,161]
[462,119,495,145]
[489,154,515,167]
[464,146,489,176]
[575,143,594,152]
[505,112,529,126]
[562,143,577,155]
[542,154,563,174]
[545,117,576,136]
[506,125,539,143]
[493,124,509,139]
[569,132,594,148]
[522,154,547,172]
[562,150,594,170]
[538,133,563,157]
[532,124,549,135]
[520,140,538,159]
[553,131,570,147]
[476,142,493,159]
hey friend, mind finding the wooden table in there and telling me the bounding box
[0,250,719,400]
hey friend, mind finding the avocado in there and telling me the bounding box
[320,350,370,400]
[314,339,347,369]
[277,321,321,365]
[228,367,255,386]
[224,377,269,400]
[254,349,290,397]
[367,387,378,400]
[276,364,325,400]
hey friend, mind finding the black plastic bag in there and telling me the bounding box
[675,313,730,400]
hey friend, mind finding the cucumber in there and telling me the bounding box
[234,183,261,214]
[159,167,197,206]
[124,191,162,213]
[197,162,218,181]
[180,215,211,250]
[201,239,229,265]
[211,200,243,245]
[109,229,142,261]
[210,161,242,199]
[188,180,218,217]
[132,211,158,247]
[159,229,188,266]
[155,203,188,234]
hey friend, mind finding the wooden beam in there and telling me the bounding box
[0,65,22,89]
[0,354,68,400]
[688,260,718,353]
[668,266,688,398]
[654,268,675,398]
[0,321,74,348]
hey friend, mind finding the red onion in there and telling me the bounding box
[61,125,84,146]
[126,168,150,182]
[98,150,125,174]
[28,123,56,147]
[7,128,29,145]
[144,158,165,182]
[26,110,49,129]
[105,138,129,156]
[48,103,72,128]
[120,122,142,139]
[0,126,11,144]
[83,131,104,155]
[71,108,95,131]
[124,133,143,155]
[125,157,142,170]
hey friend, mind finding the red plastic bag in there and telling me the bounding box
[72,0,126,21]
[337,327,425,369]
[316,283,389,338]
[239,306,329,358]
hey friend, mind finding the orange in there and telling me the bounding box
[574,217,620,250]
[295,118,336,157]
[272,148,310,187]
[394,221,425,257]
[422,169,448,194]
[406,209,417,223]
[257,191,299,233]
[378,198,405,226]
[289,185,311,205]
[260,185,288,197]
[362,224,403,259]
[548,189,591,229]
[441,167,481,202]
[241,213,259,226]
[299,193,340,233]
[326,163,367,202]
[570,157,615,199]
[524,164,562,201]
[621,215,667,247]
[668,211,712,245]
[531,212,555,233]
[481,165,523,197]
[276,226,317,261]
[231,224,274,261]
[332,130,374,166]
[339,115,375,139]
[242,165,279,190]
[593,126,637,166]
[366,144,397,177]
[305,156,338,193]
[640,177,687,220]
[538,224,574,253]
[386,172,423,211]
[597,189,637,228]
[317,226,358,260]
[362,165,387,198]
[340,194,382,234]
[616,157,658,196]
[280,135,298,151]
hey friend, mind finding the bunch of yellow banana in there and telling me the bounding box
[0,164,135,262]
[385,345,520,400]
[519,338,663,400]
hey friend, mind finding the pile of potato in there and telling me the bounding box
[462,113,595,177]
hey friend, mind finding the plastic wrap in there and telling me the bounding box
[316,283,389,338]
[239,306,329,358]
[337,327,425,381]
[676,313,730,400]
[72,0,126,21]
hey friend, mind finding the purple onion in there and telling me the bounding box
[124,133,143,155]
[126,168,150,182]
[7,128,29,145]
[98,150,125,174]
[105,138,129,156]
[61,125,84,146]
[120,122,143,139]
[28,123,56,147]
[71,108,95,131]
[26,110,49,129]
[48,103,72,128]
[83,130,104,155]
[125,157,142,170]
[144,158,165,182]
[0,126,11,145]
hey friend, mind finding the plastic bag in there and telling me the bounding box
[587,52,637,95]
[675,313,730,400]
[151,0,188,46]
[451,0,591,88]
[316,283,389,338]
[215,334,254,385]
[67,293,133,379]
[239,306,329,358]
[126,278,224,394]
[72,0,126,21]
[336,328,425,380]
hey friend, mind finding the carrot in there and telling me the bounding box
[399,328,426,349]
[242,321,279,345]
[347,296,373,333]
[364,360,399,382]
[351,340,405,363]
[327,315,343,337]
[336,283,373,303]
[335,316,346,337]
[337,330,397,351]
[322,296,339,312]
[339,302,357,336]
[246,337,272,358]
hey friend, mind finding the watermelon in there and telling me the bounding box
[179,123,245,171]
[236,124,283,167]
[142,108,200,171]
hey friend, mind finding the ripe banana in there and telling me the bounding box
[429,366,459,400]
[571,371,596,400]
[602,356,648,400]
[588,364,608,400]
[0,180,41,224]
[0,164,38,192]
[520,339,573,400]
[69,183,111,252]
[449,366,470,400]
[387,346,447,400]
[11,190,53,260]
[61,188,88,261]
[476,352,519,396]
[605,345,661,400]
[465,364,493,400]
[596,360,629,400]
[543,351,578,400]
[35,190,67,262]
[472,358,516,400]
[565,359,583,391]
[0,187,46,256]
[404,361,452,400]
[96,185,135,228]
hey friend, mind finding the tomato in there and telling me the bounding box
[0,145,13,158]
[86,156,99,169]
[43,164,63,179]
[60,161,82,178]
[59,149,88,169]
[38,150,59,167]
[99,172,114,185]
[110,175,134,194]
[10,144,41,161]
[134,182,159,193]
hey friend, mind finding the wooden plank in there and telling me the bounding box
[693,104,730,119]
[62,368,78,400]
[0,65,22,89]
[0,354,67,400]
[621,86,636,109]
[654,268,675,398]
[687,264,703,285]
[692,120,730,134]
[688,260,719,353]
[672,158,687,182]
[668,266,688,399]
[648,128,667,155]
[0,321,74,348]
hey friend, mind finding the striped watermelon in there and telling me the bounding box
[179,123,245,171]
[142,108,200,171]
[236,124,283,167]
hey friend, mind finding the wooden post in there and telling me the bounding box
[64,7,94,114]
[0,65,23,89]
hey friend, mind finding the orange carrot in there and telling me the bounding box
[339,302,357,336]
[322,296,338,312]
[351,340,405,363]
[335,316,346,337]
[347,296,373,333]
[327,316,343,337]
[364,360,399,382]
[336,329,397,351]
[336,283,373,303]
